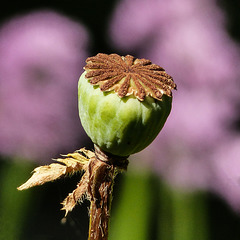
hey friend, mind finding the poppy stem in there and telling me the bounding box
[87,146,129,240]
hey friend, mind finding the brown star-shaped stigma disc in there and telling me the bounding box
[84,53,176,101]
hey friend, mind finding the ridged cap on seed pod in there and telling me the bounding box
[78,53,176,157]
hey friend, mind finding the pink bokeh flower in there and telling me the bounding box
[110,0,240,210]
[0,11,89,162]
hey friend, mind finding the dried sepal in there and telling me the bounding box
[17,148,91,191]
[17,163,69,190]
[61,165,90,215]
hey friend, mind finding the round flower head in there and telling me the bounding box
[0,11,89,162]
[109,0,240,210]
[78,53,176,156]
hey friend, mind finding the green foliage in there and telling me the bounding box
[109,170,208,240]
[0,160,34,240]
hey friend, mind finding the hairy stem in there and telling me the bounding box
[87,146,129,240]
[88,165,115,240]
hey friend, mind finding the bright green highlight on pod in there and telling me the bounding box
[78,72,172,157]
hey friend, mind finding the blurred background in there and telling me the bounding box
[0,0,240,239]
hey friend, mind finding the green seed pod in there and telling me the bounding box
[78,53,176,157]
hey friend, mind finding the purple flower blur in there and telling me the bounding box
[109,0,240,210]
[0,11,89,162]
